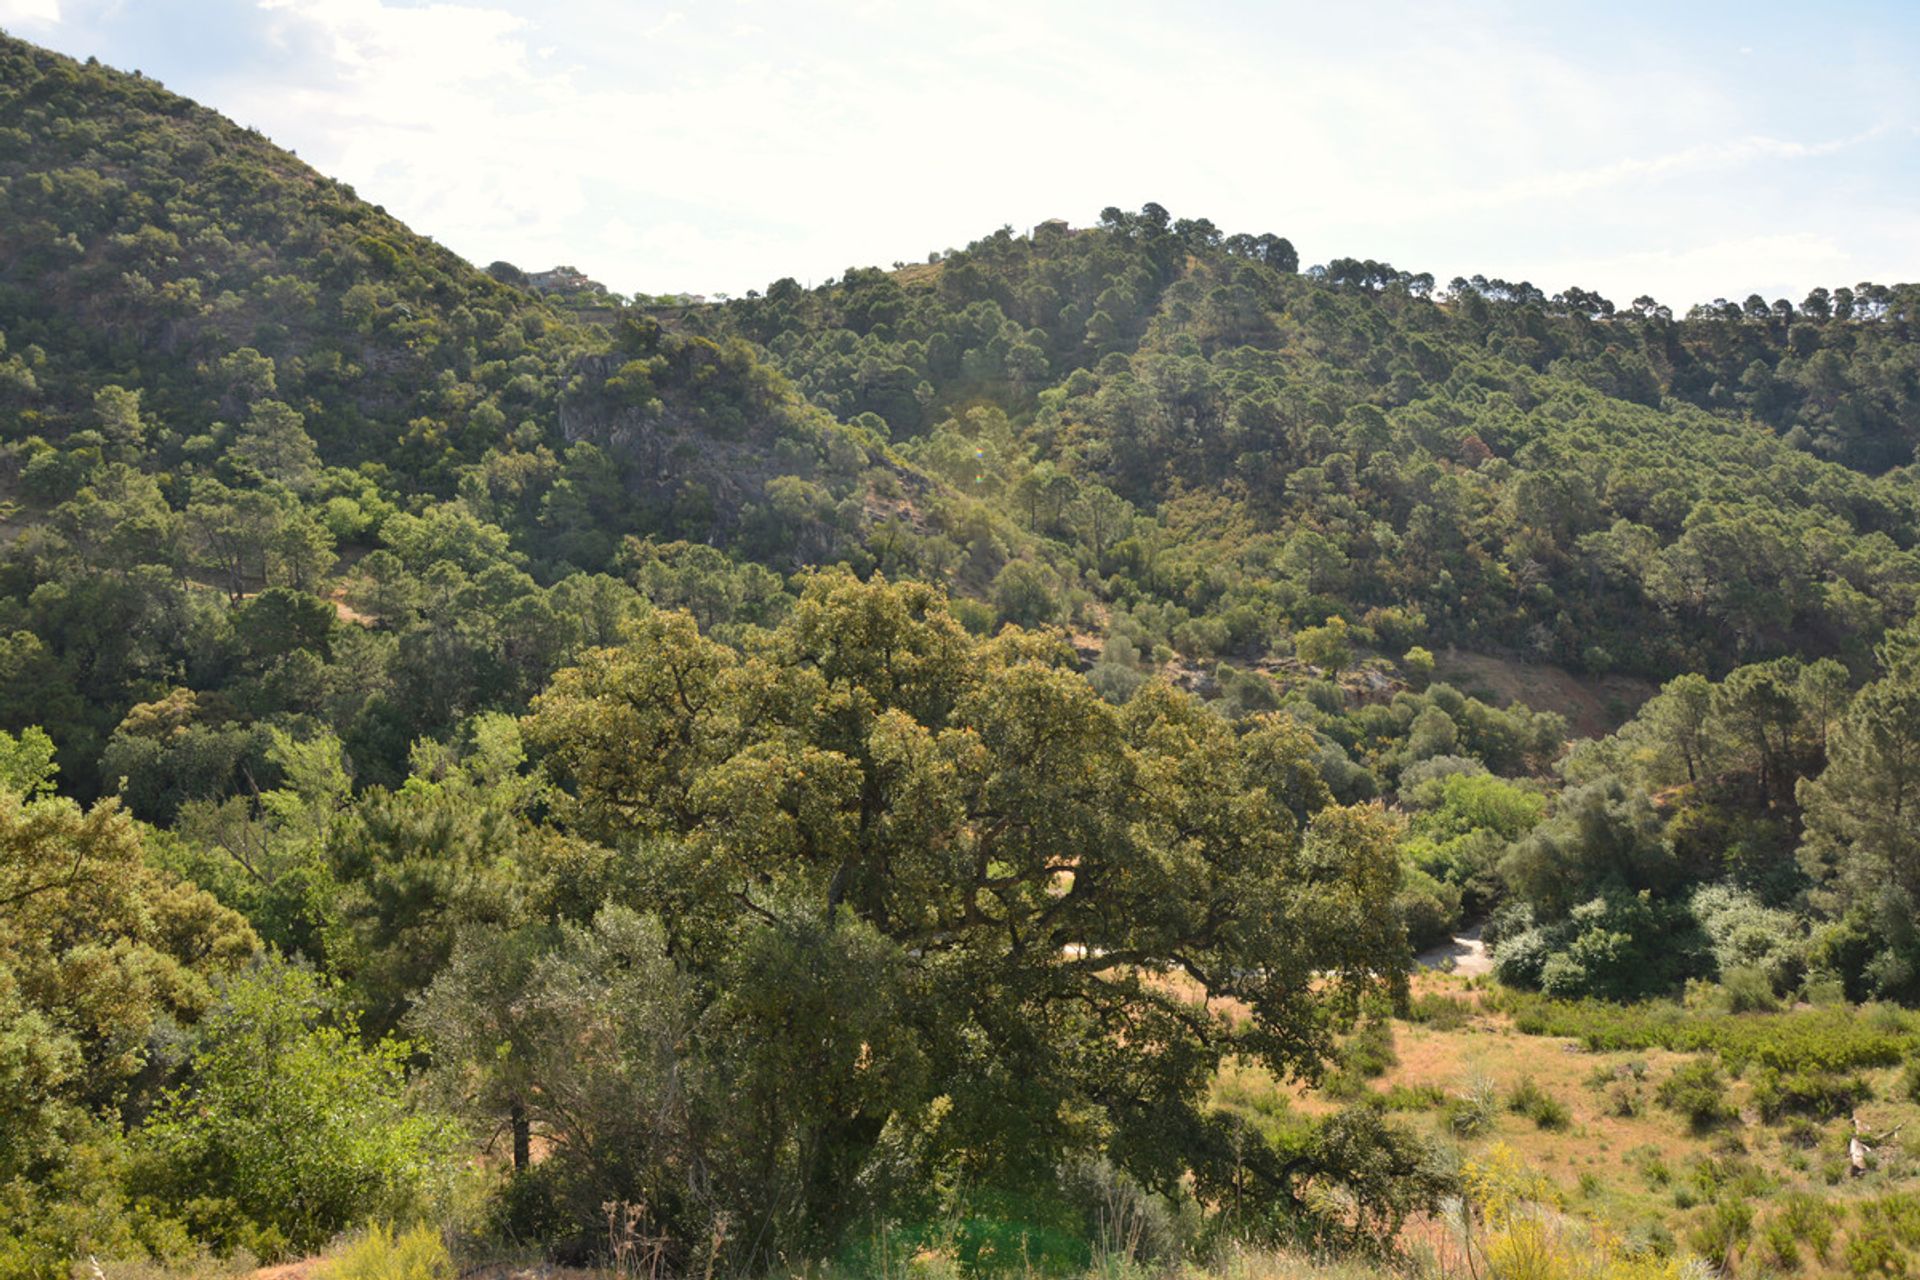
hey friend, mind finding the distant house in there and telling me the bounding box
[1035,218,1070,236]
[526,266,606,295]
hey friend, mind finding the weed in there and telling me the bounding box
[1446,1073,1501,1139]
[320,1224,454,1280]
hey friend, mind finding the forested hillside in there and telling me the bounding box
[4,29,1920,1280]
[701,211,1920,679]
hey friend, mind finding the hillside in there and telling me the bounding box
[4,28,1920,1280]
[701,213,1920,681]
[0,31,998,796]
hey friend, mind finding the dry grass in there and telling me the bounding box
[1225,972,1920,1278]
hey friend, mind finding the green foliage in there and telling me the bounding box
[1764,1192,1837,1267]
[0,788,256,1182]
[1717,966,1782,1013]
[1799,621,1920,1002]
[1692,885,1805,995]
[0,726,57,798]
[1847,1194,1920,1278]
[1293,618,1352,676]
[1492,890,1709,1000]
[1393,864,1462,952]
[1497,990,1920,1072]
[1505,1077,1571,1130]
[319,1224,454,1280]
[1750,1068,1873,1122]
[4,27,1920,1273]
[1653,1059,1734,1132]
[1402,993,1473,1031]
[1688,1198,1754,1271]
[1336,1020,1398,1080]
[135,961,458,1257]
[445,574,1408,1264]
[1444,1074,1502,1139]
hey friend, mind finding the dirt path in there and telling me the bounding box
[1414,923,1492,977]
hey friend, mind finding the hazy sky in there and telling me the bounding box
[5,0,1917,306]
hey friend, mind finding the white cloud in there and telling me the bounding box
[1427,129,1889,216]
[19,0,1919,304]
[0,0,62,27]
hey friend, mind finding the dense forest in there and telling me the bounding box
[4,29,1920,1280]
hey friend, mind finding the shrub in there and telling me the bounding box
[1631,1147,1672,1188]
[1319,1069,1373,1102]
[1490,990,1919,1074]
[1688,1153,1770,1201]
[1654,1059,1733,1133]
[1691,884,1805,994]
[1750,1069,1873,1122]
[1719,965,1781,1014]
[1395,866,1462,953]
[1492,892,1710,1001]
[1446,1074,1501,1139]
[321,1224,454,1280]
[1902,1059,1920,1105]
[1382,1083,1447,1112]
[1689,1198,1753,1270]
[1803,972,1850,1006]
[1338,1019,1397,1080]
[1780,1117,1822,1149]
[1404,993,1472,1031]
[1772,1193,1835,1264]
[1491,926,1555,989]
[135,962,458,1256]
[1844,1196,1920,1279]
[1506,1077,1571,1130]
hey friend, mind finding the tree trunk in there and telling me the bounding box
[511,1100,531,1173]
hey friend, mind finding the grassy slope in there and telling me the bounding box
[1216,972,1920,1275]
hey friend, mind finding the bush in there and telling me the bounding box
[1902,1059,1920,1105]
[1506,1077,1571,1130]
[1491,926,1554,989]
[1689,1199,1753,1270]
[1381,1083,1447,1112]
[1337,1019,1397,1079]
[1492,893,1709,1001]
[1844,1196,1920,1279]
[1764,1193,1835,1266]
[1719,965,1781,1014]
[1654,1059,1733,1133]
[1446,1074,1501,1139]
[1490,990,1919,1074]
[1404,993,1472,1031]
[135,962,458,1256]
[321,1224,454,1280]
[1750,1069,1873,1122]
[1691,884,1805,994]
[1395,866,1462,953]
[1803,973,1849,1006]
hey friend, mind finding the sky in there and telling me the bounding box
[3,0,1918,307]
